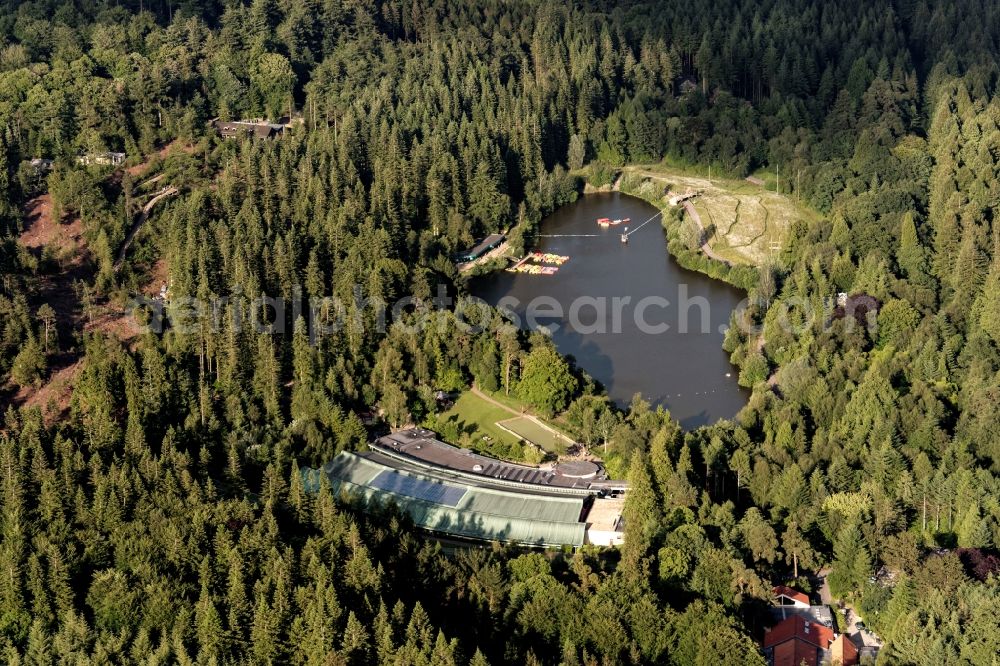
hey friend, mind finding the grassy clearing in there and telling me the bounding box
[477,388,578,445]
[622,163,821,266]
[476,387,529,414]
[496,416,570,454]
[432,391,572,462]
[434,391,523,453]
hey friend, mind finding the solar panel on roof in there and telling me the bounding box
[370,470,467,507]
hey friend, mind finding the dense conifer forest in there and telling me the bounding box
[0,0,999,663]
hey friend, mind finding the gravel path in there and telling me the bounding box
[470,385,524,416]
[682,200,730,265]
[114,186,178,271]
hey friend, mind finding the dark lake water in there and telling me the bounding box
[471,192,749,429]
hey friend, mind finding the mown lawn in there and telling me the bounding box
[497,416,570,455]
[476,388,577,449]
[432,391,526,460]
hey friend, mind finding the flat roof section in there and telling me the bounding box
[458,481,585,524]
[584,497,625,533]
[768,605,834,629]
[557,460,601,478]
[373,428,626,493]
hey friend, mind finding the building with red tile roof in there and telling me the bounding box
[772,585,810,608]
[829,634,860,666]
[762,616,835,666]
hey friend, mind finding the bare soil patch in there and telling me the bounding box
[3,192,149,423]
[126,140,196,178]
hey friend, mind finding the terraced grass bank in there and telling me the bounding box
[620,164,822,266]
[496,416,571,455]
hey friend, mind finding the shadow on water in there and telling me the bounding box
[471,191,749,428]
[543,326,616,393]
[679,410,714,431]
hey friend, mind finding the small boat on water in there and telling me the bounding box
[597,217,611,226]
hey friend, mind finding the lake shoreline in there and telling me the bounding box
[610,177,759,293]
[470,191,749,428]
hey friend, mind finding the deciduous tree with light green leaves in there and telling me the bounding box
[251,52,294,120]
[516,343,577,416]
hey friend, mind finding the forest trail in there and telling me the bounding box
[114,186,178,271]
[817,568,833,605]
[140,173,166,188]
[470,384,524,416]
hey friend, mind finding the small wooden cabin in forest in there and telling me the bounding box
[78,152,126,167]
[213,119,286,140]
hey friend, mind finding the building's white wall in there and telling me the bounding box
[585,528,624,546]
[776,595,810,609]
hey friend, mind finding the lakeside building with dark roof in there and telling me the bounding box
[305,428,627,548]
[456,234,505,263]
